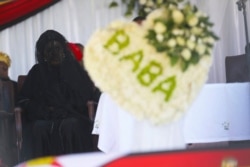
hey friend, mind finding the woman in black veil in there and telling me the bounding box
[18,30,94,159]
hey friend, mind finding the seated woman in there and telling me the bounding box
[0,51,18,166]
[18,30,94,159]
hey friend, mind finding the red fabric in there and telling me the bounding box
[68,43,83,61]
[0,0,60,30]
[103,147,250,167]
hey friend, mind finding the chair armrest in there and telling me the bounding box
[14,107,23,150]
[87,101,98,122]
[0,110,14,119]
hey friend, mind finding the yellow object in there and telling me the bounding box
[0,51,11,67]
[25,156,58,167]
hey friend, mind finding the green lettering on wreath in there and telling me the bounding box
[104,30,129,55]
[153,76,176,102]
[137,61,162,86]
[120,50,143,71]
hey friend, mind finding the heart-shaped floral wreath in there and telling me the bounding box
[84,0,218,125]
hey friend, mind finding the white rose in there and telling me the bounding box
[205,37,215,45]
[172,9,184,24]
[167,38,177,47]
[187,15,199,27]
[187,40,195,50]
[196,11,205,17]
[181,49,191,60]
[146,0,154,7]
[172,28,184,35]
[190,35,196,41]
[200,22,205,28]
[207,48,212,54]
[176,37,185,46]
[145,7,152,13]
[154,22,166,34]
[156,34,164,42]
[196,44,206,55]
[139,0,147,5]
[191,27,202,35]
[157,0,163,4]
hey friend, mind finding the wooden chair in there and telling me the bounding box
[14,75,26,162]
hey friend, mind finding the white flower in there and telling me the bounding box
[186,40,196,50]
[196,11,207,18]
[108,43,119,53]
[181,48,191,60]
[145,7,152,13]
[156,34,164,42]
[172,9,184,24]
[191,27,202,35]
[190,35,196,41]
[156,0,163,4]
[167,38,177,47]
[154,22,166,34]
[87,2,216,125]
[146,0,154,7]
[176,37,185,46]
[196,44,206,55]
[139,0,147,5]
[172,28,184,35]
[204,37,215,45]
[187,15,199,27]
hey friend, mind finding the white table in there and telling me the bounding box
[184,83,250,143]
[93,83,250,153]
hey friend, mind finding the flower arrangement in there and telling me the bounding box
[109,0,185,17]
[110,0,218,71]
[84,0,218,125]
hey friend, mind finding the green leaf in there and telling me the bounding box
[190,52,200,64]
[156,45,168,52]
[109,1,118,8]
[170,55,179,66]
[181,60,189,71]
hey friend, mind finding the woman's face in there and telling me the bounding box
[44,40,65,66]
[0,61,8,79]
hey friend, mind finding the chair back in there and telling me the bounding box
[225,54,249,83]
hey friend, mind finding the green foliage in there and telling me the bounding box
[108,0,219,72]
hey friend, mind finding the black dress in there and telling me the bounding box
[18,59,94,160]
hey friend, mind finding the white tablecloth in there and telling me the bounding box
[93,83,250,153]
[184,83,250,143]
